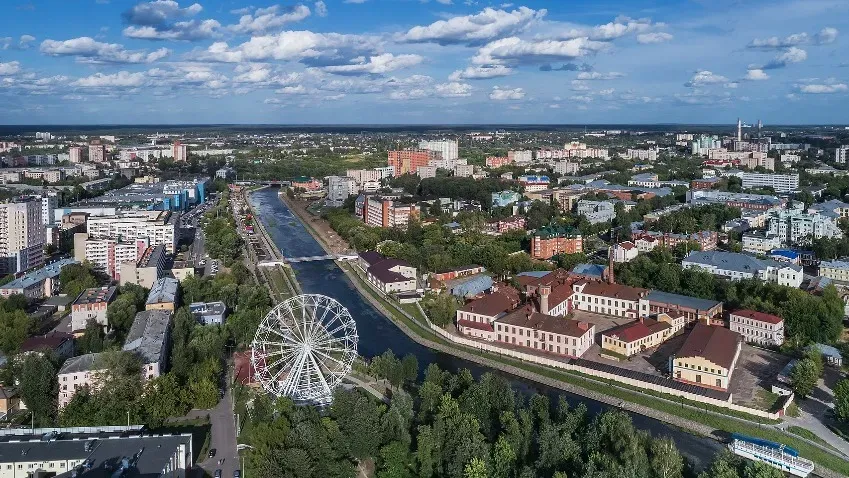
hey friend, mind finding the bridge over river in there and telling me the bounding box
[257,252,358,266]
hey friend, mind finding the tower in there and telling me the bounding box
[757,119,762,139]
[539,285,551,315]
[607,246,615,285]
[736,118,742,142]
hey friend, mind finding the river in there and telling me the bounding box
[248,187,722,469]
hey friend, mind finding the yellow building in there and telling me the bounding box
[601,313,685,358]
[672,324,742,391]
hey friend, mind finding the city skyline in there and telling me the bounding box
[1,0,848,124]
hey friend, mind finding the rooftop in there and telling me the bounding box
[603,317,671,343]
[497,305,592,338]
[645,290,722,312]
[676,323,741,369]
[730,309,783,325]
[73,286,118,306]
[0,258,79,291]
[20,332,74,353]
[577,281,648,302]
[57,353,106,375]
[534,225,581,239]
[123,310,172,365]
[684,250,802,274]
[138,244,166,268]
[460,286,520,317]
[145,277,179,305]
[189,301,227,317]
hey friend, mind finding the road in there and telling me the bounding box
[198,383,239,478]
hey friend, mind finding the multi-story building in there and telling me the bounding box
[690,177,721,190]
[780,154,801,164]
[74,234,148,281]
[454,164,474,177]
[612,241,638,263]
[485,216,526,235]
[554,161,581,175]
[429,157,466,170]
[291,176,322,191]
[88,138,107,163]
[0,257,78,299]
[44,169,65,183]
[0,197,45,275]
[644,290,723,325]
[326,176,357,207]
[359,251,418,294]
[491,190,521,208]
[576,200,616,224]
[518,175,550,192]
[739,154,775,171]
[417,165,437,179]
[766,205,843,245]
[741,173,799,193]
[625,148,658,162]
[729,309,784,346]
[628,173,660,188]
[172,140,188,162]
[682,251,803,287]
[38,191,58,226]
[530,225,582,259]
[818,260,849,284]
[835,146,849,164]
[86,211,178,253]
[570,280,649,319]
[190,301,228,325]
[57,352,107,408]
[672,324,742,391]
[494,307,595,358]
[741,232,782,254]
[632,230,718,251]
[686,190,785,210]
[388,150,439,176]
[359,195,420,229]
[485,156,511,168]
[808,199,849,220]
[70,286,118,333]
[455,287,521,340]
[69,145,83,163]
[507,150,533,164]
[418,139,458,160]
[120,244,166,288]
[0,427,193,476]
[346,168,381,185]
[123,310,173,381]
[601,313,685,358]
[146,277,179,311]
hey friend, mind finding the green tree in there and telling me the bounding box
[377,441,416,478]
[0,309,31,355]
[491,435,516,478]
[834,379,849,423]
[790,358,820,398]
[17,354,57,426]
[464,457,488,478]
[141,373,188,428]
[743,461,785,478]
[650,436,684,478]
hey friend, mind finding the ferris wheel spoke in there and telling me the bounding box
[323,314,353,337]
[311,348,350,372]
[306,352,333,397]
[279,349,309,396]
[312,334,349,349]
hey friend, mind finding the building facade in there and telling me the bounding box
[672,324,742,391]
[0,197,45,275]
[530,226,582,259]
[70,286,118,333]
[741,173,799,193]
[418,139,458,161]
[86,211,178,253]
[360,196,420,229]
[387,150,439,176]
[729,309,784,346]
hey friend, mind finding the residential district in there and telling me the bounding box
[0,123,848,476]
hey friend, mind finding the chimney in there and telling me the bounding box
[737,118,742,142]
[607,246,615,285]
[539,285,551,315]
[578,321,589,331]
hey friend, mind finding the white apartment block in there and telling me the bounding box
[835,146,849,164]
[326,176,357,207]
[346,168,381,185]
[554,161,581,175]
[818,260,849,284]
[741,173,799,193]
[68,146,83,163]
[86,211,178,253]
[454,164,474,177]
[507,150,533,164]
[729,310,784,346]
[74,234,147,280]
[0,198,45,275]
[40,192,58,225]
[576,200,616,224]
[682,251,803,288]
[418,139,458,160]
[767,206,843,245]
[417,165,437,179]
[742,232,782,254]
[625,149,658,162]
[429,157,467,170]
[780,154,801,164]
[363,196,419,229]
[739,154,775,171]
[58,353,107,408]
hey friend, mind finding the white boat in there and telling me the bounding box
[728,435,814,477]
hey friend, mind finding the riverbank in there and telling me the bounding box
[274,191,847,478]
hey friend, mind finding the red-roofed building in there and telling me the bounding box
[493,305,595,358]
[455,286,520,340]
[672,324,742,391]
[20,332,75,361]
[601,313,685,358]
[571,280,649,318]
[729,309,785,346]
[613,241,639,263]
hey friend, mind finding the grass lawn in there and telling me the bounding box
[787,425,836,450]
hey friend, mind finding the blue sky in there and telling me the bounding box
[1,0,847,124]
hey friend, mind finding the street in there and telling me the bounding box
[197,382,240,478]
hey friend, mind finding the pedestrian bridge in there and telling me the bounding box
[258,252,358,266]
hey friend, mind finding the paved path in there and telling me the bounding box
[198,383,239,478]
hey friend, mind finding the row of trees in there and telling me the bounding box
[615,248,845,344]
[203,189,244,266]
[239,364,787,478]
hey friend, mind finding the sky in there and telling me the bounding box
[1,0,848,125]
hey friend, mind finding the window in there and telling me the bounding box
[695,375,701,383]
[716,379,722,387]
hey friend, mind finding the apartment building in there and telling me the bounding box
[485,216,526,235]
[172,140,188,162]
[69,146,83,163]
[486,156,511,168]
[388,150,439,176]
[524,189,583,212]
[576,200,616,224]
[738,154,775,171]
[123,310,173,381]
[741,232,782,254]
[57,353,107,408]
[741,173,799,193]
[359,195,420,229]
[0,257,78,299]
[73,233,148,281]
[88,138,107,163]
[418,139,458,160]
[682,251,803,287]
[70,286,118,333]
[766,205,843,245]
[554,161,581,175]
[417,165,437,179]
[625,148,658,162]
[120,244,166,288]
[507,150,533,163]
[0,197,45,275]
[835,146,849,164]
[326,176,357,207]
[687,190,785,210]
[146,277,179,311]
[672,324,742,391]
[86,211,178,253]
[530,225,582,259]
[818,260,849,284]
[517,175,550,192]
[729,309,784,346]
[613,241,639,263]
[40,192,58,225]
[632,230,718,251]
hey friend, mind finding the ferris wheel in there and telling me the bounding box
[251,294,359,405]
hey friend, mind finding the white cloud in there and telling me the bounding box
[398,7,546,45]
[636,32,672,44]
[744,69,769,81]
[570,80,589,91]
[684,70,729,87]
[576,71,623,80]
[558,16,659,42]
[569,95,592,103]
[1,35,36,50]
[321,53,423,75]
[798,82,848,94]
[73,71,148,88]
[762,47,807,69]
[123,1,203,26]
[343,0,367,3]
[597,88,614,95]
[489,86,524,100]
[448,65,513,80]
[472,36,608,66]
[815,27,838,44]
[314,1,328,17]
[197,31,380,64]
[435,82,472,97]
[0,61,21,76]
[435,0,453,4]
[748,32,808,50]
[123,19,221,41]
[230,5,312,34]
[40,37,169,63]
[277,85,309,95]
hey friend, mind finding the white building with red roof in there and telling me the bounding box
[613,241,639,263]
[571,280,650,319]
[455,286,521,340]
[601,312,685,358]
[729,309,785,346]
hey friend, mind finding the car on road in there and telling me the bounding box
[208,449,216,458]
[214,470,222,478]
[233,471,241,478]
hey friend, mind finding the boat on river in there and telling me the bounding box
[728,433,814,477]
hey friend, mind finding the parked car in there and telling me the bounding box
[214,470,222,478]
[208,449,216,458]
[233,471,241,478]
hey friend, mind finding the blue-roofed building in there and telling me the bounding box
[491,190,521,208]
[0,258,78,300]
[571,263,607,279]
[516,271,551,279]
[444,274,494,298]
[768,249,800,264]
[806,343,843,367]
[146,277,179,311]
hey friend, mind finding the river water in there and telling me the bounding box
[249,187,722,469]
